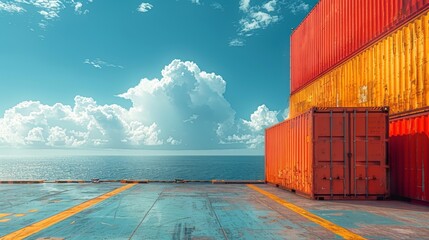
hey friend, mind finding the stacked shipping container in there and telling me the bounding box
[266,0,429,202]
[289,11,429,117]
[291,0,429,94]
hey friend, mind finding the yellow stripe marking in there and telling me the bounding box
[0,214,11,219]
[14,214,25,217]
[28,210,38,213]
[0,219,10,223]
[247,185,366,240]
[0,184,135,240]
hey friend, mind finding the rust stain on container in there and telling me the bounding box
[291,0,429,94]
[390,111,429,202]
[265,107,389,200]
[290,10,429,118]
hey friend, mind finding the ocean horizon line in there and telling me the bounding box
[0,148,264,157]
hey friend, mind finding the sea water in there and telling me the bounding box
[0,155,264,180]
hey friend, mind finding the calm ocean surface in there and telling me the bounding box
[0,155,264,180]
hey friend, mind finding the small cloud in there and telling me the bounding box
[74,2,82,12]
[167,137,181,145]
[0,1,26,13]
[137,2,153,13]
[32,0,64,20]
[38,20,48,29]
[263,0,277,12]
[184,114,199,124]
[282,107,289,120]
[239,0,250,12]
[211,2,223,10]
[73,2,88,14]
[191,0,200,5]
[5,0,94,29]
[229,38,244,47]
[84,58,124,69]
[38,10,59,19]
[239,11,279,34]
[231,0,311,44]
[288,1,310,14]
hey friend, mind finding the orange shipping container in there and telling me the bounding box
[265,107,389,200]
[289,10,429,118]
[390,110,429,202]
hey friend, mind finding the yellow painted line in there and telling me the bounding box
[0,214,11,219]
[0,184,135,240]
[28,209,38,213]
[13,214,25,218]
[0,219,10,223]
[247,184,366,240]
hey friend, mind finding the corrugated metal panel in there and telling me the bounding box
[291,0,429,94]
[289,11,429,118]
[390,111,429,202]
[265,107,389,200]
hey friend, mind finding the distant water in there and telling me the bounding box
[0,156,264,180]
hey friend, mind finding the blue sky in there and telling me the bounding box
[0,0,316,152]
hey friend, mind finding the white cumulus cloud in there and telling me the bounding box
[222,105,279,148]
[0,96,163,148]
[243,105,278,132]
[0,60,279,150]
[0,1,26,12]
[137,2,153,13]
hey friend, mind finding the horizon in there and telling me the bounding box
[0,148,265,157]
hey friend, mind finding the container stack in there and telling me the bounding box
[284,0,429,203]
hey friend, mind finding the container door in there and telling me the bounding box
[350,110,388,197]
[313,110,350,198]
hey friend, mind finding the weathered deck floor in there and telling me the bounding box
[0,183,428,240]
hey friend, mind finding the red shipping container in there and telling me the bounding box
[265,107,389,200]
[291,0,429,94]
[390,110,429,202]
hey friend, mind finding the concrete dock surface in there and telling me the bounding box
[0,183,428,240]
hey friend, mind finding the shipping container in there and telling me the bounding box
[291,0,429,94]
[289,11,429,118]
[265,107,389,200]
[390,110,429,202]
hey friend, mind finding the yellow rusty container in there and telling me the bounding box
[289,10,429,118]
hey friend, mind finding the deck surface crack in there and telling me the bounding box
[206,193,229,240]
[128,188,165,239]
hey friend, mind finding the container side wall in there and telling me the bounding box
[291,0,429,94]
[390,112,429,202]
[265,112,314,196]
